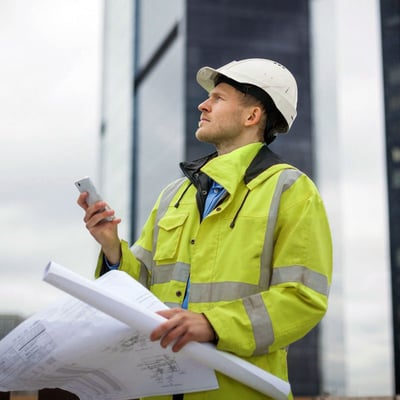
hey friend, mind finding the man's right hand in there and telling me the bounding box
[77,192,122,265]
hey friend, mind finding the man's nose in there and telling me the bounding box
[198,98,210,112]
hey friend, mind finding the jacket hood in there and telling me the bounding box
[180,144,286,186]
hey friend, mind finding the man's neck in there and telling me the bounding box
[215,139,264,156]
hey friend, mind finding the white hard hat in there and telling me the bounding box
[196,58,298,134]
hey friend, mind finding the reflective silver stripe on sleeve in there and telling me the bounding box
[137,263,149,287]
[189,281,260,303]
[131,244,153,267]
[130,244,152,287]
[259,168,302,289]
[270,265,330,296]
[243,294,274,356]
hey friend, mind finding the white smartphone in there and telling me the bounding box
[74,176,115,221]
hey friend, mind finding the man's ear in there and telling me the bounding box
[244,106,263,127]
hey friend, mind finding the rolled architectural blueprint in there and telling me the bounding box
[43,261,291,400]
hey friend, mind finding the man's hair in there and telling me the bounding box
[215,75,287,144]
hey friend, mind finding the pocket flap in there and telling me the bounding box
[157,213,188,231]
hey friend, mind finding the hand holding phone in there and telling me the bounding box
[75,176,115,221]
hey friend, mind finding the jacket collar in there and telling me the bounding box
[243,144,286,184]
[180,143,285,190]
[179,152,217,181]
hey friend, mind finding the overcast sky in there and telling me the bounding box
[0,0,394,397]
[0,0,102,315]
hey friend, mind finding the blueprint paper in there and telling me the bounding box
[0,265,218,399]
[0,262,291,400]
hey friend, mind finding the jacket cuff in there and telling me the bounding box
[95,240,130,277]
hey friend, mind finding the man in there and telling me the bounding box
[78,58,332,400]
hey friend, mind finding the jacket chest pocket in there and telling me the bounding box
[154,213,188,262]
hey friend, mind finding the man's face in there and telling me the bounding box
[195,82,250,151]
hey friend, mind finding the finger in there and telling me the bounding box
[85,201,110,222]
[156,308,183,319]
[85,210,113,228]
[159,321,189,349]
[150,313,182,342]
[150,309,184,340]
[150,320,174,342]
[161,320,198,352]
[77,192,89,210]
[171,335,189,353]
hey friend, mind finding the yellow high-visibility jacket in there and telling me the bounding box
[96,142,332,400]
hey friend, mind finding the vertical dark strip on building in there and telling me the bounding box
[380,0,400,393]
[185,0,313,177]
[184,0,317,395]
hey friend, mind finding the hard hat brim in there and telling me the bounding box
[196,66,221,93]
